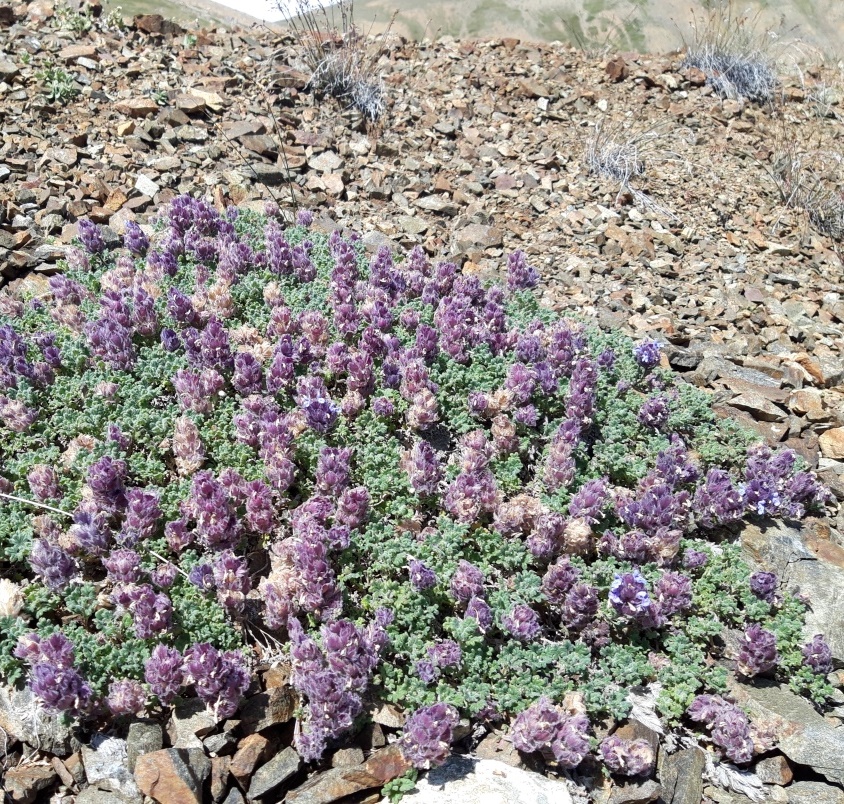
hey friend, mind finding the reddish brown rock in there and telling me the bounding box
[229,733,271,783]
[286,744,412,804]
[134,748,211,804]
[115,98,160,118]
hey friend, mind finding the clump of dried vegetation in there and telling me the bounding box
[681,3,782,103]
[282,0,392,122]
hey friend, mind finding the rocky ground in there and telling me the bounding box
[1,1,844,803]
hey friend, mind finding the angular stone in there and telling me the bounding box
[729,679,844,785]
[240,135,277,157]
[416,195,460,216]
[211,755,231,802]
[82,735,142,800]
[115,98,160,118]
[134,748,211,804]
[410,756,572,804]
[230,733,271,782]
[127,720,163,772]
[59,44,97,61]
[175,125,208,143]
[658,747,705,804]
[248,746,301,800]
[250,163,297,185]
[455,224,503,249]
[175,94,206,113]
[43,146,78,166]
[203,730,239,756]
[820,428,844,460]
[167,697,217,748]
[3,763,58,803]
[474,731,525,768]
[331,747,365,768]
[607,778,661,804]
[308,150,343,172]
[754,755,793,785]
[0,59,18,79]
[606,56,628,82]
[0,685,80,755]
[223,788,245,804]
[239,686,297,734]
[729,392,787,422]
[787,781,844,804]
[740,519,844,662]
[134,174,160,198]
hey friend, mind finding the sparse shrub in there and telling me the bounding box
[771,138,844,241]
[283,0,390,122]
[682,3,780,103]
[35,65,80,105]
[0,197,834,779]
[585,117,675,215]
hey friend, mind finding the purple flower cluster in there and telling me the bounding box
[15,633,93,716]
[599,735,655,776]
[687,695,754,763]
[399,702,460,769]
[741,445,831,519]
[509,697,591,768]
[749,571,777,603]
[802,634,833,675]
[609,571,662,628]
[183,643,250,718]
[288,612,390,762]
[633,339,661,370]
[736,624,778,677]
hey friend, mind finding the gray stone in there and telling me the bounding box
[248,746,301,800]
[658,747,706,804]
[607,779,661,804]
[167,696,217,748]
[787,781,844,804]
[416,195,460,216]
[740,519,844,663]
[408,755,573,804]
[249,163,296,185]
[0,59,18,79]
[0,684,81,755]
[307,150,343,172]
[223,789,246,804]
[175,125,209,143]
[331,747,365,767]
[134,174,159,198]
[127,720,163,772]
[730,679,844,786]
[82,735,143,802]
[455,224,503,249]
[398,215,428,235]
[75,789,138,804]
[204,730,239,755]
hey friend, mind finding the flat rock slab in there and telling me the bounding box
[740,519,844,663]
[402,755,573,804]
[729,679,844,786]
[248,746,301,800]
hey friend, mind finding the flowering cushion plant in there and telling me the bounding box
[0,197,835,774]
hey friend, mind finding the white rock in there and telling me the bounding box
[390,756,573,804]
[134,174,160,198]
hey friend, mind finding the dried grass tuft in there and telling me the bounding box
[585,118,677,218]
[772,141,844,241]
[282,0,391,122]
[682,3,781,103]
